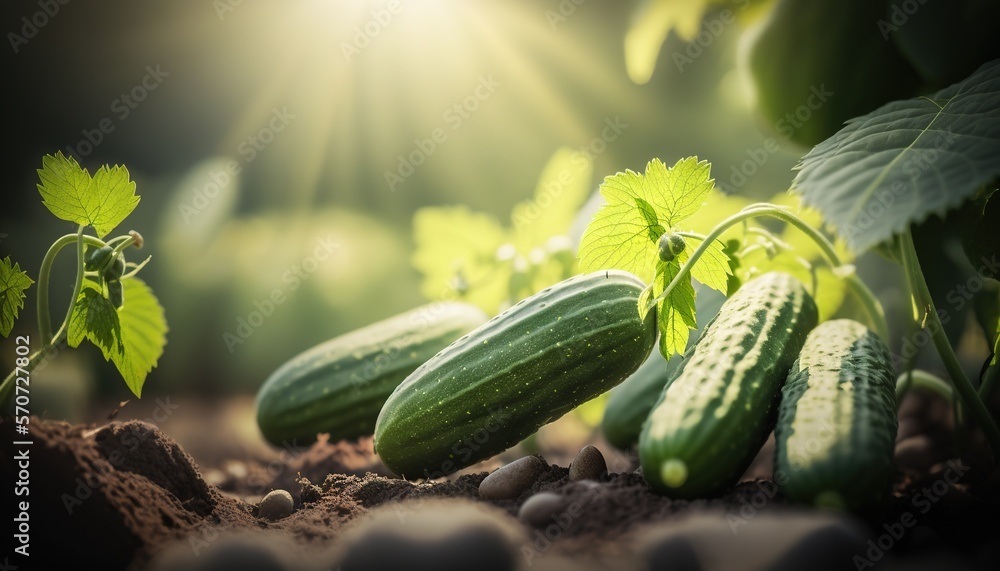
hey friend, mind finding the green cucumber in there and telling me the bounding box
[256,302,488,446]
[374,270,657,478]
[639,272,818,497]
[774,319,898,510]
[602,287,726,450]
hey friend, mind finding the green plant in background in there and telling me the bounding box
[0,152,168,411]
[412,147,592,314]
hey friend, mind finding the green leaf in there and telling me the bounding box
[655,260,697,359]
[511,147,593,249]
[412,205,509,312]
[634,197,666,243]
[676,235,731,294]
[37,152,139,238]
[793,59,1000,253]
[578,196,660,282]
[0,257,33,338]
[69,277,167,397]
[578,157,715,282]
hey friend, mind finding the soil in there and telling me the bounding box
[2,389,999,571]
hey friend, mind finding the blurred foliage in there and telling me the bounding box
[412,148,592,314]
[3,0,996,409]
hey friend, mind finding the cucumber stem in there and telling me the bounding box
[36,231,106,345]
[3,226,94,413]
[646,204,889,341]
[895,370,954,404]
[898,229,1000,461]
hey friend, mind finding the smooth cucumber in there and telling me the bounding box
[639,272,818,497]
[374,270,657,478]
[774,319,898,510]
[256,302,488,446]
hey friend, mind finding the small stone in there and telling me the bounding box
[569,445,607,482]
[895,436,940,472]
[896,417,921,441]
[479,456,547,500]
[258,489,294,521]
[335,499,522,571]
[517,492,568,527]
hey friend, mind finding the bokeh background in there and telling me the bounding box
[1,0,996,429]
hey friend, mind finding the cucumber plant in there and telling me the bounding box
[1,152,168,412]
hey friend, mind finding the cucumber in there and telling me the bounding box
[374,270,657,478]
[774,319,898,510]
[602,287,726,450]
[256,302,488,446]
[639,272,818,497]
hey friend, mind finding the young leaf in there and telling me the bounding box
[579,157,729,358]
[793,59,1000,253]
[37,152,140,238]
[579,157,720,282]
[676,235,730,294]
[68,277,167,397]
[656,260,697,359]
[0,257,34,338]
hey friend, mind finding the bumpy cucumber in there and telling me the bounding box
[256,302,488,446]
[374,270,657,478]
[639,272,818,497]
[602,287,726,450]
[774,319,897,510]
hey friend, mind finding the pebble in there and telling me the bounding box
[479,456,547,500]
[639,511,867,571]
[895,436,940,472]
[896,417,921,441]
[257,489,294,522]
[568,445,607,482]
[335,499,522,571]
[517,492,567,527]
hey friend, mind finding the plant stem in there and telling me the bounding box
[3,226,94,413]
[895,370,953,404]
[36,231,105,345]
[898,229,1000,460]
[647,203,889,340]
